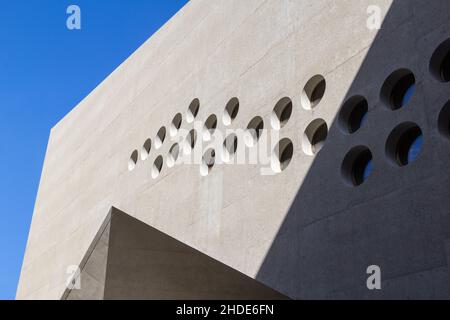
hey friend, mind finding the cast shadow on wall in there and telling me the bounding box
[257,0,450,299]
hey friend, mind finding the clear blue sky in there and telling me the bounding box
[0,0,188,300]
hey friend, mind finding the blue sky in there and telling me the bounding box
[0,0,188,300]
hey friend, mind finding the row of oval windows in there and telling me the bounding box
[128,37,450,183]
[126,66,420,177]
[128,119,425,183]
[343,122,424,187]
[128,119,323,179]
[127,59,433,172]
[342,35,450,186]
[128,73,329,174]
[128,116,427,183]
[343,95,450,187]
[127,90,447,181]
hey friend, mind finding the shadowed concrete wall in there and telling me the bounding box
[257,0,450,299]
[64,208,286,300]
[17,0,450,299]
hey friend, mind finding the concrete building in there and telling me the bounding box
[16,0,450,299]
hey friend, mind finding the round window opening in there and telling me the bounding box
[380,69,416,110]
[203,115,218,141]
[386,122,423,167]
[271,97,293,130]
[341,146,373,187]
[245,116,264,147]
[151,156,163,179]
[223,98,240,126]
[271,138,294,173]
[140,139,152,161]
[167,143,180,168]
[186,98,200,123]
[184,129,197,155]
[438,100,450,139]
[128,150,139,171]
[430,38,450,82]
[170,113,183,137]
[302,119,328,156]
[155,127,166,149]
[339,96,369,134]
[301,75,326,110]
[222,134,238,162]
[200,148,216,177]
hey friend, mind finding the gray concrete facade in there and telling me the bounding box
[17,0,450,299]
[63,208,287,300]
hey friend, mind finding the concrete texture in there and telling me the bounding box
[63,208,286,300]
[17,0,450,299]
[64,214,110,300]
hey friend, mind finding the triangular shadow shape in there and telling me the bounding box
[63,207,288,300]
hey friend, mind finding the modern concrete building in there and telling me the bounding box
[17,0,450,299]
